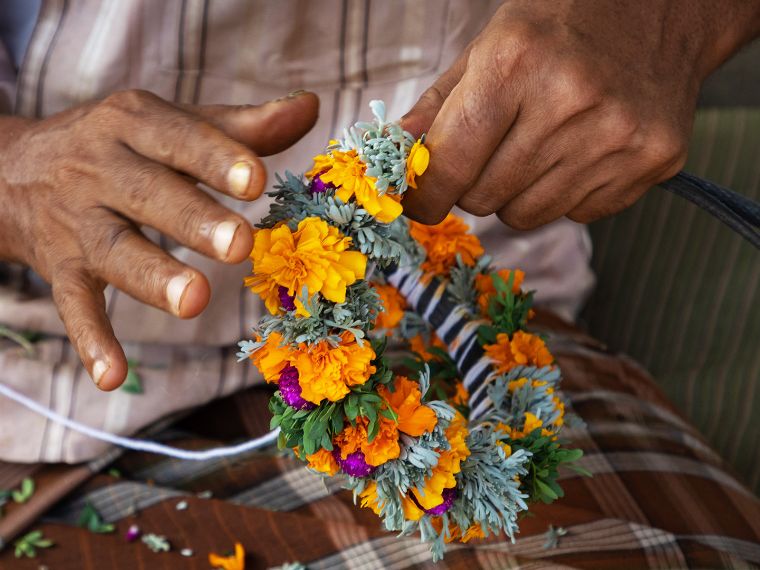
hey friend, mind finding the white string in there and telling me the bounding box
[0,381,280,461]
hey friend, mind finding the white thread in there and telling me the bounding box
[0,382,280,461]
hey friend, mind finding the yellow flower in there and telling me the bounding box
[378,376,437,437]
[409,333,447,361]
[246,217,367,315]
[409,214,484,276]
[307,149,403,223]
[293,332,376,405]
[405,139,430,189]
[408,411,470,511]
[483,331,554,375]
[249,332,291,383]
[373,283,406,331]
[306,448,340,476]
[497,411,546,440]
[334,416,401,467]
[474,269,525,316]
[359,481,384,515]
[209,542,245,570]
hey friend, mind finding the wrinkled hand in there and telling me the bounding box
[402,0,760,227]
[0,90,319,389]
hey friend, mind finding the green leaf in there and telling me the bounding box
[78,502,115,534]
[535,479,558,503]
[121,360,143,394]
[13,529,54,558]
[12,477,34,504]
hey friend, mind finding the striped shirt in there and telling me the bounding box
[0,0,593,464]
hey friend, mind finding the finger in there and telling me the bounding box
[189,90,320,156]
[495,160,605,230]
[84,219,211,319]
[567,180,651,224]
[106,156,253,263]
[399,48,470,138]
[456,105,600,217]
[101,90,266,200]
[51,265,128,390]
[402,49,521,224]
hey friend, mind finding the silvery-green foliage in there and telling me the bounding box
[447,255,493,309]
[246,282,383,348]
[451,427,530,537]
[398,310,433,340]
[334,100,417,196]
[483,366,564,429]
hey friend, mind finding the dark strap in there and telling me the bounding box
[660,171,760,249]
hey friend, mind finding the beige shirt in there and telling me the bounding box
[0,0,594,463]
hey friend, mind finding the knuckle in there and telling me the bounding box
[548,63,602,114]
[86,221,133,267]
[101,89,156,113]
[176,197,209,234]
[599,103,640,149]
[641,124,687,173]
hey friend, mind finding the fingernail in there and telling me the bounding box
[212,220,239,259]
[92,359,109,386]
[276,89,307,102]
[227,162,252,196]
[167,274,194,316]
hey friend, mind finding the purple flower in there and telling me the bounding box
[310,174,335,194]
[424,487,458,516]
[278,365,316,411]
[125,524,141,543]
[278,285,296,312]
[332,448,376,478]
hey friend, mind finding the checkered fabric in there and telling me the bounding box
[0,312,758,569]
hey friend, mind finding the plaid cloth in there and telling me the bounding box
[0,312,758,569]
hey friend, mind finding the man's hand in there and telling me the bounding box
[0,90,319,390]
[401,0,760,228]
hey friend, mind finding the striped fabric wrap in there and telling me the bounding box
[385,263,544,420]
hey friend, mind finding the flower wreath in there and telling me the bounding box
[237,101,584,560]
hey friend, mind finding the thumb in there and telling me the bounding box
[400,49,469,137]
[189,91,320,156]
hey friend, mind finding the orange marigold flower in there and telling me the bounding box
[359,481,384,515]
[461,524,486,543]
[373,283,406,331]
[409,411,470,511]
[334,416,401,467]
[306,448,340,476]
[450,381,469,407]
[293,332,376,405]
[208,542,245,570]
[378,376,437,437]
[409,332,447,361]
[246,217,367,315]
[405,139,430,189]
[483,331,554,374]
[409,213,484,276]
[249,332,291,383]
[474,269,525,316]
[307,149,403,223]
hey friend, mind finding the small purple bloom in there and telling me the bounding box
[310,174,335,194]
[278,365,316,410]
[332,447,376,478]
[424,487,458,516]
[278,285,296,312]
[125,524,141,543]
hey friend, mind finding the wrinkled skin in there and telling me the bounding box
[401,0,760,228]
[0,90,319,389]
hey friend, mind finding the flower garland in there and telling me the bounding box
[238,101,584,560]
